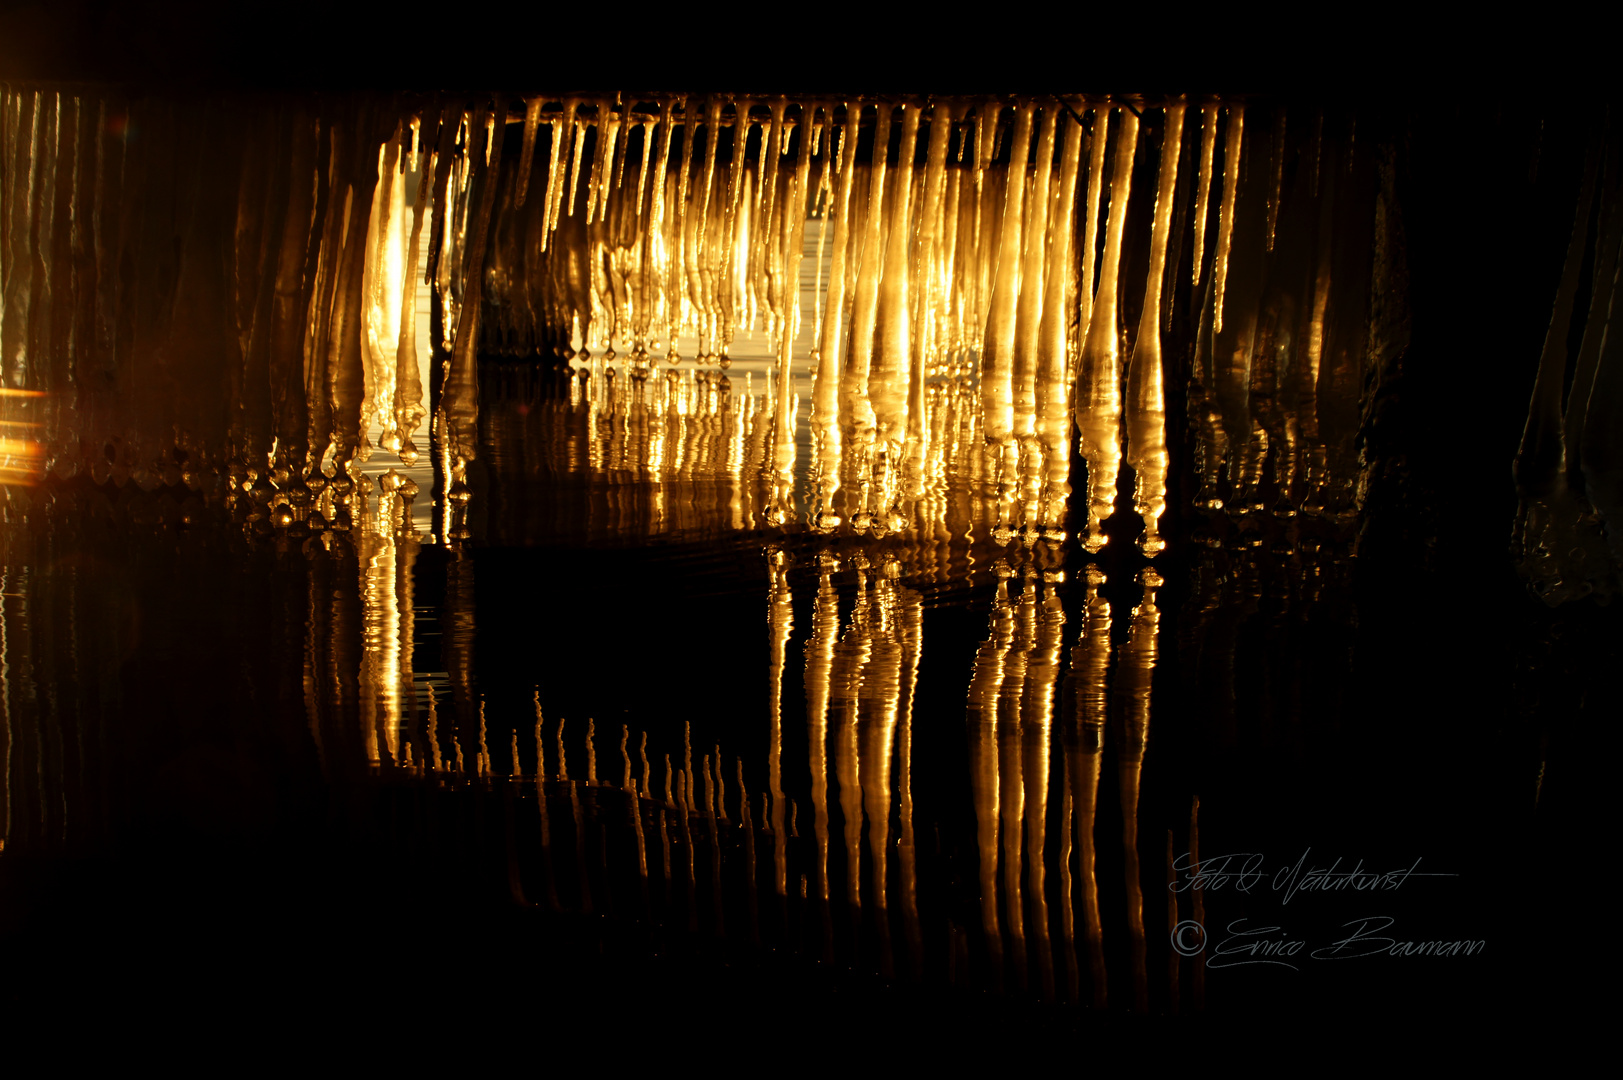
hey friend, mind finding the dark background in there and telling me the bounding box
[1,0,1608,100]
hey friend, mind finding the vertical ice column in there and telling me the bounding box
[1075,107,1138,553]
[873,103,921,525]
[1037,110,1083,539]
[811,99,860,531]
[982,101,1034,536]
[1125,101,1185,555]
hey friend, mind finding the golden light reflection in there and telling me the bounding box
[0,469,1375,1024]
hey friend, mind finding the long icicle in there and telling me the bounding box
[543,98,575,249]
[1075,106,1110,384]
[1125,100,1186,556]
[1076,106,1138,554]
[982,100,1034,532]
[1191,101,1218,285]
[1037,106,1083,539]
[1212,103,1244,335]
[516,96,542,207]
[844,100,892,464]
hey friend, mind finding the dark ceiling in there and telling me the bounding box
[0,1,1602,102]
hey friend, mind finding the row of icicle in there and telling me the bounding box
[1,88,1374,553]
[458,94,1375,552]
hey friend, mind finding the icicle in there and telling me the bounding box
[543,98,575,248]
[873,102,920,458]
[844,100,891,447]
[613,97,632,197]
[982,102,1033,452]
[774,108,814,526]
[584,101,608,225]
[1076,107,1138,553]
[758,98,787,238]
[974,97,999,242]
[444,102,506,487]
[1077,106,1109,375]
[267,109,318,476]
[667,95,693,344]
[305,113,345,472]
[696,97,723,252]
[1266,107,1286,252]
[635,117,655,216]
[673,95,696,270]
[1037,106,1084,539]
[423,103,459,287]
[1013,108,1056,447]
[516,96,541,207]
[972,165,1003,359]
[809,106,831,353]
[3,90,39,390]
[644,99,675,342]
[940,149,966,357]
[396,134,431,461]
[1212,103,1244,335]
[363,134,405,456]
[726,99,753,233]
[596,102,619,225]
[1192,102,1218,285]
[910,100,955,450]
[1125,101,1185,556]
[811,99,859,530]
[566,103,588,217]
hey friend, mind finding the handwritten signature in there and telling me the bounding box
[1173,917,1487,971]
[1169,849,1457,905]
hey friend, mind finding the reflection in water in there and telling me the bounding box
[1115,568,1162,1014]
[0,442,1536,1026]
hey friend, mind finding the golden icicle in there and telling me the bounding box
[1212,103,1244,334]
[1037,109,1083,539]
[844,101,891,454]
[516,96,542,207]
[1075,106,1138,554]
[1125,101,1185,556]
[543,98,575,248]
[1077,106,1110,373]
[1013,107,1056,451]
[873,102,919,474]
[1192,102,1218,285]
